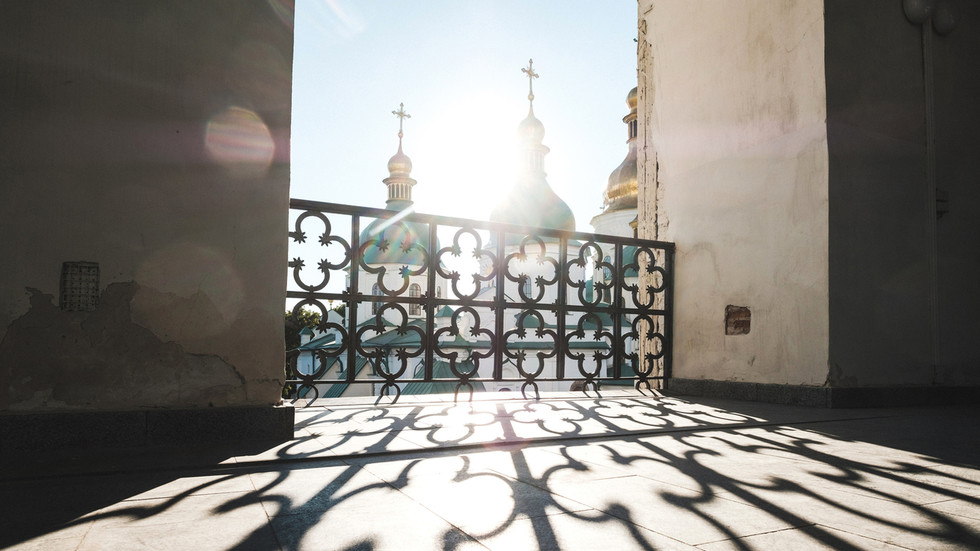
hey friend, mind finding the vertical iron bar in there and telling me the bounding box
[663,244,675,387]
[347,214,360,385]
[493,228,506,382]
[425,220,437,382]
[556,235,567,381]
[612,242,623,380]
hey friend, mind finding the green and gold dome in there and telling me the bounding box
[360,103,433,266]
[602,86,638,213]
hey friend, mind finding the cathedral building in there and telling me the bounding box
[295,62,627,398]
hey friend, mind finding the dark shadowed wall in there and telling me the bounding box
[0,1,294,412]
[826,0,980,387]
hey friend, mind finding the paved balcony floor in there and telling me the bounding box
[2,390,979,550]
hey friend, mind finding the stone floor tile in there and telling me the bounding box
[269,481,487,551]
[407,402,512,429]
[697,524,913,551]
[350,448,520,483]
[311,427,426,456]
[545,474,805,545]
[231,431,340,463]
[545,435,780,495]
[247,462,387,517]
[83,490,270,529]
[923,464,980,487]
[808,469,980,507]
[76,517,280,551]
[475,511,699,551]
[923,498,980,522]
[0,477,126,548]
[296,405,410,436]
[394,467,593,535]
[5,397,978,551]
[503,446,639,488]
[393,422,510,449]
[5,535,87,551]
[711,482,980,551]
[123,471,256,501]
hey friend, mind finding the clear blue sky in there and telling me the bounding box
[291,1,637,232]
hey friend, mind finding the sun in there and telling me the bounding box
[410,91,522,222]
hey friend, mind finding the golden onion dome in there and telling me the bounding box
[383,103,416,207]
[602,87,639,212]
[387,142,412,177]
[604,152,637,210]
[518,107,546,144]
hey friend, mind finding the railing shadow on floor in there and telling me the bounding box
[10,396,979,550]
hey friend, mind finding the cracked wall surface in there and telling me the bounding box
[638,0,830,386]
[0,2,293,411]
[1,284,250,410]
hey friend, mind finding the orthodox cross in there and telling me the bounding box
[392,102,411,138]
[521,59,538,102]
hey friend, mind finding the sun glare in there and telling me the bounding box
[411,91,520,221]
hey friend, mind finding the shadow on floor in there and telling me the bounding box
[3,395,979,550]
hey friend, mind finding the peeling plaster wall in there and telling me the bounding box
[0,2,292,410]
[638,1,830,385]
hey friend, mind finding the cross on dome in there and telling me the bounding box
[521,59,539,103]
[392,102,411,138]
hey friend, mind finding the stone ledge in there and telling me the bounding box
[0,406,295,452]
[666,378,980,408]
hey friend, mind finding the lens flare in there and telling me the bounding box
[205,106,275,176]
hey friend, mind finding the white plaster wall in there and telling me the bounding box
[0,3,292,410]
[638,0,830,385]
[591,209,637,239]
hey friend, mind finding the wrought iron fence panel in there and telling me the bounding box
[286,199,674,404]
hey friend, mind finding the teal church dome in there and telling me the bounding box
[359,102,436,267]
[490,60,575,237]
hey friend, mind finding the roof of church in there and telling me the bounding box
[435,305,455,317]
[359,217,432,265]
[296,333,338,351]
[402,360,488,395]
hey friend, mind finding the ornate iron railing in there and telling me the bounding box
[286,199,674,403]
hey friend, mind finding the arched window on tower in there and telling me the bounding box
[372,283,382,315]
[409,283,421,316]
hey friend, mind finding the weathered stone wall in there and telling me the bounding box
[0,2,293,411]
[637,0,830,386]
